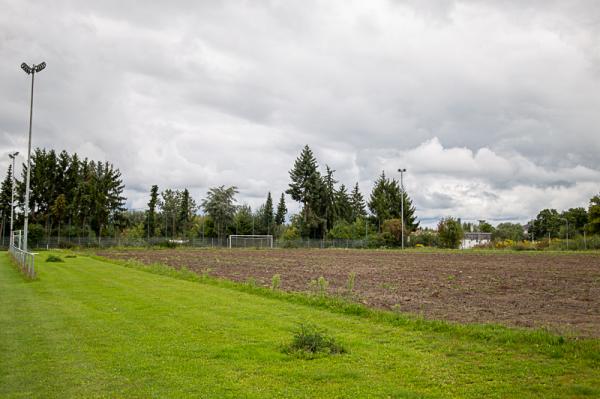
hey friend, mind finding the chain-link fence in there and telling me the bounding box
[0,236,371,250]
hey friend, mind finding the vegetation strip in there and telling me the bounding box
[2,252,600,398]
[91,253,600,358]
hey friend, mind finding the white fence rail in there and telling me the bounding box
[8,231,36,278]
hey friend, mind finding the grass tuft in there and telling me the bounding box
[45,255,64,263]
[282,323,347,358]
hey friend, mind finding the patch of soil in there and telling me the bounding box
[97,249,600,337]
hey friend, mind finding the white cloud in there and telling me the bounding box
[1,0,599,225]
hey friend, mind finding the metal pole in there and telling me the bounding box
[23,70,35,252]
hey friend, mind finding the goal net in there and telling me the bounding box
[228,235,273,249]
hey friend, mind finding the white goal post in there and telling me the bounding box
[228,235,274,249]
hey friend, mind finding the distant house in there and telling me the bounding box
[461,232,492,249]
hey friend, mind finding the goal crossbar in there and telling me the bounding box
[228,235,273,249]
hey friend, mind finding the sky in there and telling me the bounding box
[1,0,599,226]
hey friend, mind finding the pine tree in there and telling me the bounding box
[179,189,191,237]
[262,192,274,234]
[145,185,159,238]
[321,165,338,232]
[275,193,287,226]
[368,171,419,232]
[0,166,13,238]
[334,184,352,224]
[368,171,392,230]
[350,182,366,220]
[286,145,323,236]
[398,189,419,233]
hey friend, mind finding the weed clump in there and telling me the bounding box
[46,255,64,263]
[271,274,281,290]
[282,323,347,358]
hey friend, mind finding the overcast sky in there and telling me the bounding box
[1,0,599,226]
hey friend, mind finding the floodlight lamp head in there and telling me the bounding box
[9,152,19,159]
[398,168,407,172]
[34,62,46,73]
[21,63,32,74]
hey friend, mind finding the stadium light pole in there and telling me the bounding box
[8,152,19,239]
[398,168,406,250]
[21,61,46,252]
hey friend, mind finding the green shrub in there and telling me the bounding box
[282,323,346,357]
[46,255,64,263]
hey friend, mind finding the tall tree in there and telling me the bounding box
[531,209,561,239]
[321,165,338,231]
[368,172,392,230]
[275,193,287,226]
[51,194,67,241]
[201,186,238,239]
[286,145,324,237]
[587,194,600,234]
[261,192,275,234]
[0,166,13,239]
[145,185,159,238]
[349,182,366,220]
[178,188,197,238]
[334,184,352,224]
[161,189,181,238]
[234,204,254,235]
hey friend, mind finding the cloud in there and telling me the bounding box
[1,0,599,226]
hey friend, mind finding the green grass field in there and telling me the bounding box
[1,252,599,398]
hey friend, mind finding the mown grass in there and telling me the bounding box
[1,251,599,398]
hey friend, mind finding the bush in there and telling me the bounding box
[282,226,301,241]
[282,324,346,357]
[437,217,464,249]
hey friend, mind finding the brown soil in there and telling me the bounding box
[97,248,600,337]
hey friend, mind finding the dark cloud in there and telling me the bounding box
[1,0,599,226]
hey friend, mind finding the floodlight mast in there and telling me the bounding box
[8,152,19,238]
[398,168,407,250]
[21,62,46,252]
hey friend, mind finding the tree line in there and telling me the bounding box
[2,145,598,249]
[0,148,125,242]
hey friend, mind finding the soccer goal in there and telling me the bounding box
[228,235,274,249]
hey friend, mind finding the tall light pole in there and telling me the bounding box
[398,168,406,250]
[8,152,19,239]
[21,62,46,252]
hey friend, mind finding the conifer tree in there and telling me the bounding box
[286,145,324,237]
[368,172,392,230]
[0,166,13,238]
[262,192,275,234]
[145,185,159,238]
[350,182,366,220]
[322,165,338,231]
[275,193,287,226]
[334,184,352,224]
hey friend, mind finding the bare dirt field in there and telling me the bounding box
[97,248,600,337]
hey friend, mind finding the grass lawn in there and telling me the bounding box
[1,252,599,398]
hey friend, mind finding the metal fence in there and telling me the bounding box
[1,236,370,250]
[7,231,36,278]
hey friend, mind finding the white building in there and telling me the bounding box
[461,232,492,249]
